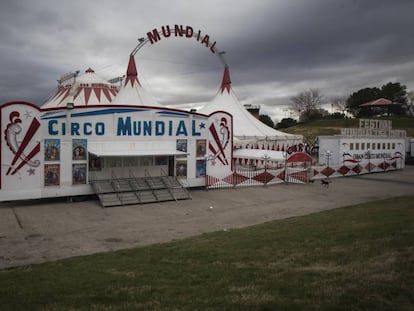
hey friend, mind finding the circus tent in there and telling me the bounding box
[198,67,302,147]
[42,68,119,108]
[111,55,161,107]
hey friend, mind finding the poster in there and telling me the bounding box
[196,159,206,177]
[176,159,187,179]
[44,164,60,186]
[44,138,60,161]
[196,139,206,157]
[176,139,187,152]
[72,163,87,184]
[72,139,87,161]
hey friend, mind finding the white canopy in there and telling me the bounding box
[233,148,286,161]
[199,67,302,144]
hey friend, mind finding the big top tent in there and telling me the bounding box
[198,67,302,147]
[111,55,162,107]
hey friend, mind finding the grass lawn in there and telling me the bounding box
[1,196,413,311]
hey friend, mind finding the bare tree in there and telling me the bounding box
[407,91,414,116]
[330,95,348,115]
[290,89,325,121]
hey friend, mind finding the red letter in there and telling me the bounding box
[185,26,193,38]
[201,35,210,47]
[174,24,183,37]
[147,29,161,44]
[210,41,216,53]
[162,25,171,38]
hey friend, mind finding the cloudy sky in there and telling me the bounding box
[1,0,414,121]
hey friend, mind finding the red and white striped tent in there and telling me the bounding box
[42,68,119,108]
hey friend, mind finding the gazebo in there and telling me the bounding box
[360,98,403,116]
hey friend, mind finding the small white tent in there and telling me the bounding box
[42,68,119,108]
[198,67,302,148]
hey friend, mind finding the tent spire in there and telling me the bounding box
[125,55,140,87]
[220,66,231,94]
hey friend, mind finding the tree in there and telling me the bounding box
[346,87,381,117]
[346,82,408,117]
[290,89,325,122]
[330,96,348,115]
[407,91,414,117]
[259,114,274,128]
[381,82,407,104]
[380,82,407,115]
[276,117,297,129]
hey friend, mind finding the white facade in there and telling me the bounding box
[319,136,405,167]
[0,102,233,201]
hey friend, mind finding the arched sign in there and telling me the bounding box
[131,24,228,67]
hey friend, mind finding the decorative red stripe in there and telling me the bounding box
[84,87,92,105]
[10,142,40,175]
[102,88,112,102]
[7,118,40,175]
[208,143,226,166]
[93,88,101,102]
[209,123,228,165]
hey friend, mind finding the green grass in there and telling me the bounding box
[1,196,413,311]
[283,117,414,141]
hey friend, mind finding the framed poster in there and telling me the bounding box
[176,139,187,152]
[72,139,87,161]
[44,164,60,186]
[72,163,87,184]
[196,159,206,177]
[44,139,60,161]
[176,159,187,179]
[196,139,206,157]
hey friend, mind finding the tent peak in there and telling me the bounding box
[125,55,140,87]
[220,66,231,94]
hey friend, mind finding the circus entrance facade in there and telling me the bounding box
[0,101,232,202]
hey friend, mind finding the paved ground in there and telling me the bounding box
[1,166,414,270]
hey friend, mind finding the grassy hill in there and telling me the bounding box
[282,117,414,142]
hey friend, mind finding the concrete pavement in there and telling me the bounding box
[1,166,413,269]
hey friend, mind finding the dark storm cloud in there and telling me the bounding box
[1,0,414,120]
[228,0,414,80]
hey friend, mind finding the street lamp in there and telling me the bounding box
[367,149,371,172]
[205,155,215,190]
[263,154,270,186]
[325,150,332,168]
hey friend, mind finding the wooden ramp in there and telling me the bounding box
[90,176,192,208]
